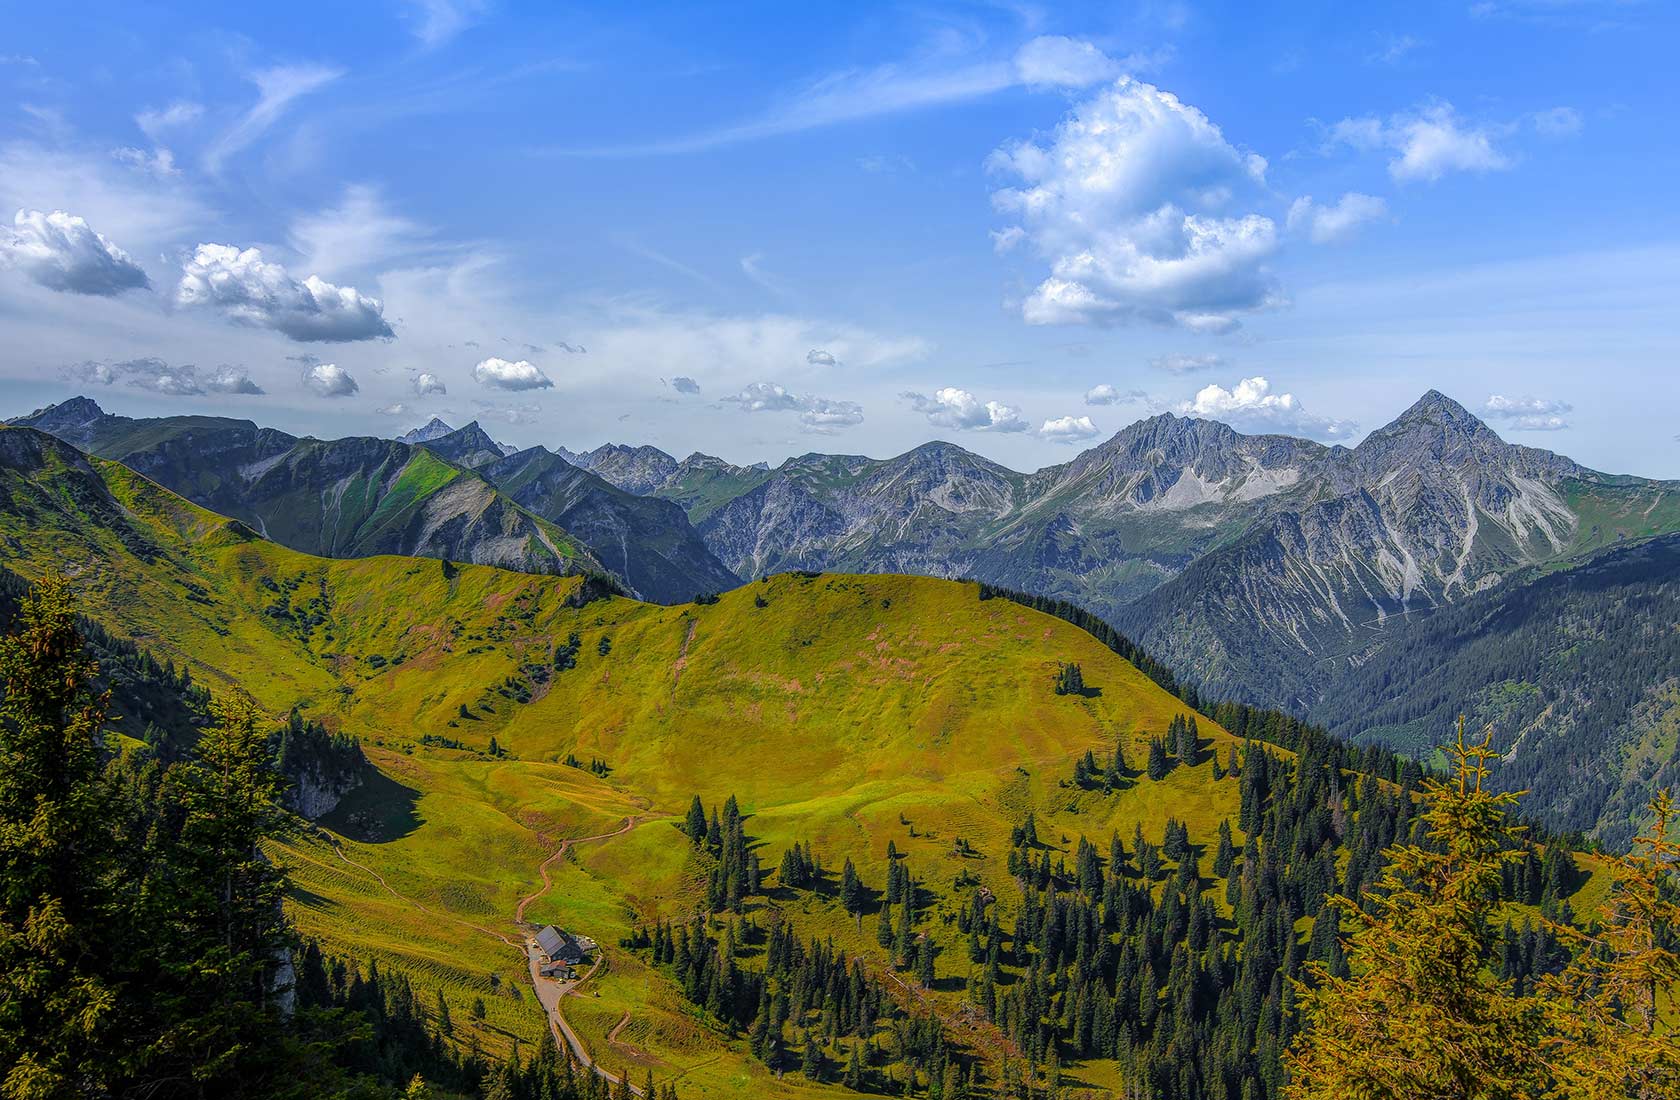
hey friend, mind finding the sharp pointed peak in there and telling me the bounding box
[1392,389,1483,428]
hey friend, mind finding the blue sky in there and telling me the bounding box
[1,0,1676,474]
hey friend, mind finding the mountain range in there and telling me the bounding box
[8,398,739,605]
[568,391,1676,705]
[12,389,1680,843]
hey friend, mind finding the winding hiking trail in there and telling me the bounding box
[320,808,656,1095]
[519,813,650,1096]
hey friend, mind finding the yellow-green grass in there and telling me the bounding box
[0,436,1617,1095]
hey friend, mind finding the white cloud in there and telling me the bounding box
[1328,102,1510,182]
[413,371,447,396]
[378,402,410,416]
[720,381,863,431]
[205,64,342,174]
[1368,34,1425,65]
[1013,36,1119,88]
[1084,383,1122,405]
[553,36,1120,156]
[1180,376,1355,439]
[669,375,701,394]
[66,357,264,396]
[472,356,552,390]
[290,185,428,278]
[401,0,490,47]
[1483,393,1571,430]
[1039,414,1102,443]
[902,387,1029,433]
[135,101,203,144]
[302,362,358,397]
[175,244,394,342]
[806,348,838,367]
[112,146,180,178]
[207,365,266,395]
[0,208,150,295]
[990,78,1280,331]
[1287,193,1389,244]
[1150,352,1224,373]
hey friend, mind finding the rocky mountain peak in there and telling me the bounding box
[398,416,455,444]
[1352,389,1511,474]
[11,394,107,430]
[415,421,509,469]
[571,443,680,495]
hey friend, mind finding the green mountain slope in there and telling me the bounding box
[475,442,741,604]
[0,423,1614,1098]
[8,396,612,584]
[1310,531,1680,848]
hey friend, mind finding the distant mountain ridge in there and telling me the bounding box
[557,391,1678,722]
[8,398,737,603]
[16,390,1680,841]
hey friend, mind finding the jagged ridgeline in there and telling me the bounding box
[0,422,1618,1098]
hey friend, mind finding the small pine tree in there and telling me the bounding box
[840,858,863,915]
[685,795,707,845]
[1146,736,1171,781]
[1053,661,1085,696]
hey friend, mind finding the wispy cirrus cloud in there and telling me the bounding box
[204,63,343,174]
[546,36,1129,157]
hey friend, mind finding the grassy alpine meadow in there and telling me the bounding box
[0,429,1625,1097]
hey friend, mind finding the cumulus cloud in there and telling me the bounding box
[1151,352,1224,374]
[302,362,359,397]
[806,348,838,367]
[989,78,1280,331]
[1,209,150,295]
[1483,393,1572,431]
[66,357,263,396]
[412,371,447,396]
[175,244,394,342]
[1180,376,1355,440]
[1286,193,1389,244]
[902,387,1029,433]
[472,356,552,391]
[1039,414,1102,443]
[1084,384,1122,406]
[669,376,701,394]
[1327,103,1510,182]
[378,402,409,416]
[720,381,864,431]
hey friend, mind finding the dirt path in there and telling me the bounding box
[515,814,643,923]
[322,808,656,1095]
[670,618,699,691]
[518,813,652,1096]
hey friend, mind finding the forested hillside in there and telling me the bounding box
[1314,532,1680,849]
